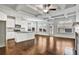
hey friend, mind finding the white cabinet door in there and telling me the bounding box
[6,18,15,28]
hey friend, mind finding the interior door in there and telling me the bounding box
[0,21,6,55]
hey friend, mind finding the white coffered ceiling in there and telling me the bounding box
[0,4,76,19]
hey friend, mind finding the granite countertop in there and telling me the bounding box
[53,35,75,39]
[35,34,49,37]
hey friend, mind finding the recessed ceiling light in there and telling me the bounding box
[43,9,48,13]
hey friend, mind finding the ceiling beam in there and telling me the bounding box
[58,4,66,10]
[48,6,76,18]
[16,4,24,11]
[26,5,44,15]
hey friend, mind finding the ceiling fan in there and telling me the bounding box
[43,4,56,13]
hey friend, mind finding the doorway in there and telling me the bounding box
[0,21,6,55]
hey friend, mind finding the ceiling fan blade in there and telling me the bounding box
[49,8,56,11]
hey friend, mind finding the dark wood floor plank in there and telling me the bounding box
[0,47,6,55]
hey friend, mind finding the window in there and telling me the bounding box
[57,28,72,33]
[28,29,31,31]
[28,22,31,32]
[57,28,65,33]
[65,29,72,32]
[32,27,35,32]
[39,28,42,32]
[43,29,46,32]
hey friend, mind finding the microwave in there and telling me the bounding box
[14,24,21,32]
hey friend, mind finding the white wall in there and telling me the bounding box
[75,4,79,33]
[0,11,7,21]
[75,4,79,55]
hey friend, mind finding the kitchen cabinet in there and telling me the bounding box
[6,16,15,28]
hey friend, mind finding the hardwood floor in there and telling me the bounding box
[53,37,75,55]
[6,39,55,55]
[6,36,75,55]
[6,39,37,55]
[0,47,6,55]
